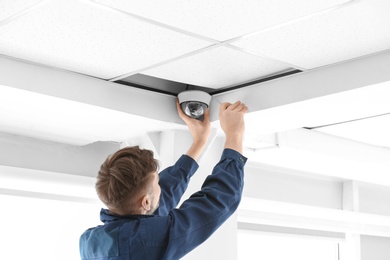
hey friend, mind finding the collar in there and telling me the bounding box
[100,208,154,224]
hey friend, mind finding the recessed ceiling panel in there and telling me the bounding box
[0,0,42,22]
[140,46,292,89]
[0,0,211,79]
[93,0,349,41]
[233,0,390,69]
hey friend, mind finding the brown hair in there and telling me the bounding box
[96,146,159,212]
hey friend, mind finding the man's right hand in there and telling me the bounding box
[176,99,211,161]
[219,101,248,153]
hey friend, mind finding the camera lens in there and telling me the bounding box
[181,101,207,118]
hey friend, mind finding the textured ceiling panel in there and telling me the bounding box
[140,46,292,89]
[93,0,350,41]
[0,0,42,22]
[233,0,390,69]
[0,0,211,79]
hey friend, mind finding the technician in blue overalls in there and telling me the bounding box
[80,100,248,260]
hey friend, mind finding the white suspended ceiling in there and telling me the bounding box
[2,0,389,87]
[0,0,390,186]
[233,0,390,69]
[93,0,351,42]
[141,46,292,89]
[0,0,42,21]
[0,0,211,79]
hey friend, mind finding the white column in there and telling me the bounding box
[158,130,176,169]
[340,181,361,260]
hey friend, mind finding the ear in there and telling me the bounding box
[141,194,151,212]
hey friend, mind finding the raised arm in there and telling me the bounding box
[158,101,248,259]
[176,98,211,161]
[154,99,211,215]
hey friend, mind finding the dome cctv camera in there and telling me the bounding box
[177,90,212,120]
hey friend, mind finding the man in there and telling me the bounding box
[80,100,248,260]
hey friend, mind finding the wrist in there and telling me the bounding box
[192,138,208,148]
[186,140,207,161]
[224,134,244,154]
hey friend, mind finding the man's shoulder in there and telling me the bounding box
[79,224,121,259]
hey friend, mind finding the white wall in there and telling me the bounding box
[243,163,343,209]
[359,182,390,216]
[2,130,390,259]
[361,236,390,260]
[242,160,390,260]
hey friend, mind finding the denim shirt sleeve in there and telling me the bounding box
[162,149,247,259]
[80,149,247,260]
[154,154,199,216]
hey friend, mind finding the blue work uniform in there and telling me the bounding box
[80,149,246,260]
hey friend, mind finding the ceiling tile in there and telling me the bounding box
[140,46,292,89]
[0,0,42,22]
[94,0,349,41]
[233,0,390,69]
[0,0,211,79]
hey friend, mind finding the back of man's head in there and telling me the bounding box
[96,146,159,214]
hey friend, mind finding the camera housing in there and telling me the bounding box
[177,90,212,120]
